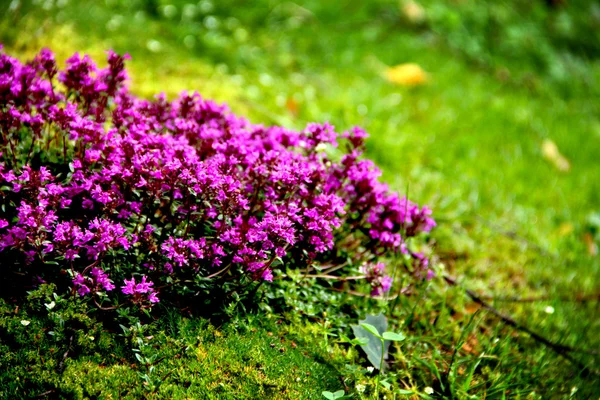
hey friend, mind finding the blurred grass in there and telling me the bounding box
[1,0,600,397]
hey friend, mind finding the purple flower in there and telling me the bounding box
[360,262,394,297]
[135,276,153,293]
[0,46,436,312]
[73,268,115,296]
[121,276,159,304]
[121,277,136,295]
[73,274,91,297]
[91,267,116,291]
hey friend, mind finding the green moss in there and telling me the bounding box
[0,293,345,399]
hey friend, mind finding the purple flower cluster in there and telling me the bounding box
[360,262,393,297]
[73,267,115,297]
[121,276,159,304]
[0,46,435,306]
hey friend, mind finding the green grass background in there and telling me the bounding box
[1,0,599,398]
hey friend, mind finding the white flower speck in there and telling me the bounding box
[20,320,30,326]
[424,386,434,395]
[544,306,555,314]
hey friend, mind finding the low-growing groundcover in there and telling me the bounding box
[0,47,436,398]
[0,285,344,399]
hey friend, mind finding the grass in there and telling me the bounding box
[1,0,599,398]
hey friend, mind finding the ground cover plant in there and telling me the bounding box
[0,45,435,308]
[0,45,435,398]
[1,0,599,399]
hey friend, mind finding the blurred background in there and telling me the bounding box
[1,0,599,395]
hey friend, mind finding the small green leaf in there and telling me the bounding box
[380,379,391,390]
[360,323,382,339]
[322,390,345,399]
[382,331,405,342]
[352,337,370,346]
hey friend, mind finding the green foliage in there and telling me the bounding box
[419,0,600,97]
[0,290,345,399]
[1,0,599,398]
[322,389,350,399]
[0,285,123,398]
[355,316,407,399]
[352,314,391,371]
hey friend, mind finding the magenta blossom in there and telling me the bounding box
[360,262,394,297]
[121,276,159,304]
[72,267,115,296]
[0,46,436,311]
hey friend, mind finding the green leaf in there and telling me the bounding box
[382,331,405,342]
[322,390,346,399]
[352,337,369,346]
[360,323,382,339]
[352,313,390,370]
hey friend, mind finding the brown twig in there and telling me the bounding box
[93,297,121,311]
[34,389,56,398]
[304,274,365,281]
[327,285,398,301]
[444,275,599,373]
[481,293,600,304]
[57,335,74,374]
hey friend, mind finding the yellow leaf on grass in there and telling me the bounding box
[401,1,426,24]
[558,222,574,237]
[584,233,598,256]
[285,97,299,116]
[542,139,570,172]
[384,63,428,86]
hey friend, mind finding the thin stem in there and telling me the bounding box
[375,336,385,398]
[304,274,365,281]
[444,274,600,373]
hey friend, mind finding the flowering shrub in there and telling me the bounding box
[0,46,435,310]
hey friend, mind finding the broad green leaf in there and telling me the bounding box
[322,390,345,399]
[382,331,405,342]
[351,313,391,370]
[322,391,334,400]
